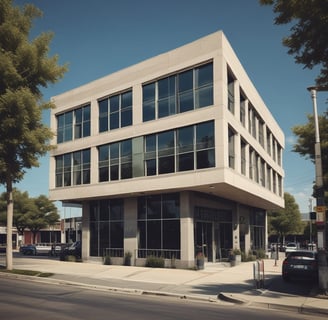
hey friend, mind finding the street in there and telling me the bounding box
[0,277,325,320]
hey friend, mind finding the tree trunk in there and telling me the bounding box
[6,179,13,270]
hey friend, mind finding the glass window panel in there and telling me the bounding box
[195,63,213,87]
[138,197,147,220]
[75,108,82,123]
[137,221,146,248]
[196,121,214,149]
[74,124,82,139]
[178,69,193,93]
[178,126,193,153]
[197,149,215,169]
[57,129,64,143]
[147,195,161,219]
[158,130,174,156]
[178,153,194,171]
[65,111,73,124]
[110,112,119,130]
[89,222,99,256]
[195,86,213,108]
[162,193,180,219]
[83,168,90,184]
[73,171,81,185]
[110,143,119,160]
[143,83,155,102]
[163,220,180,250]
[146,159,156,176]
[99,167,109,182]
[145,135,156,152]
[110,165,119,181]
[57,114,64,128]
[83,105,90,120]
[158,156,175,174]
[121,108,132,127]
[110,95,119,113]
[143,101,155,122]
[99,116,108,132]
[121,91,132,108]
[83,120,90,137]
[121,162,132,179]
[179,91,194,113]
[99,200,110,221]
[110,199,123,220]
[55,174,62,187]
[64,126,72,141]
[110,221,123,248]
[99,221,109,254]
[99,99,109,132]
[158,78,169,99]
[158,99,169,118]
[99,145,109,161]
[147,220,161,249]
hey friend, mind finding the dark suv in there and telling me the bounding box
[282,250,318,281]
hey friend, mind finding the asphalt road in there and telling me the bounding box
[0,277,324,320]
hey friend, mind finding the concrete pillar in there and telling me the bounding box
[180,192,195,268]
[81,201,90,260]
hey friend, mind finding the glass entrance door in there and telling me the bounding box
[195,222,213,261]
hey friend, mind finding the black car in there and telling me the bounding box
[60,241,81,261]
[282,250,318,281]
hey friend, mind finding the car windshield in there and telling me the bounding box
[288,251,315,258]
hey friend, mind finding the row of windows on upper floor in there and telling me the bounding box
[56,62,281,166]
[228,71,282,166]
[55,121,214,188]
[55,120,282,198]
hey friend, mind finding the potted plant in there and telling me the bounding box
[124,251,132,266]
[229,248,242,266]
[196,252,205,270]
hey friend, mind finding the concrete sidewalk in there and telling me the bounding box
[1,255,328,317]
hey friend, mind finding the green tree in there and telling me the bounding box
[27,195,59,244]
[0,0,67,269]
[268,192,304,242]
[0,190,59,243]
[292,111,328,197]
[260,0,328,87]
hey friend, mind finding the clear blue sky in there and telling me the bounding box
[7,0,327,217]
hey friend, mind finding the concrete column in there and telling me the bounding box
[180,192,195,268]
[81,201,90,260]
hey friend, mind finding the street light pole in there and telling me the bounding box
[307,86,326,249]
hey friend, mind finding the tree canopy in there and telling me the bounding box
[260,0,328,87]
[292,111,328,197]
[268,192,304,240]
[0,189,59,243]
[0,0,67,269]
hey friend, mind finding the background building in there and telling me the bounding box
[49,31,284,268]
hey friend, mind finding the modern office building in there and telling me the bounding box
[49,31,284,268]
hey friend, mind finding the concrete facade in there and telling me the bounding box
[49,31,284,268]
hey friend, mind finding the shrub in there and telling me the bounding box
[103,255,111,265]
[124,251,132,266]
[145,255,164,268]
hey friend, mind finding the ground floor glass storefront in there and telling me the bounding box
[87,192,266,265]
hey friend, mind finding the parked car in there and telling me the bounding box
[60,241,81,261]
[282,250,318,281]
[20,244,37,255]
[285,242,298,256]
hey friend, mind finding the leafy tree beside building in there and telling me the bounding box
[268,192,304,243]
[0,0,67,269]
